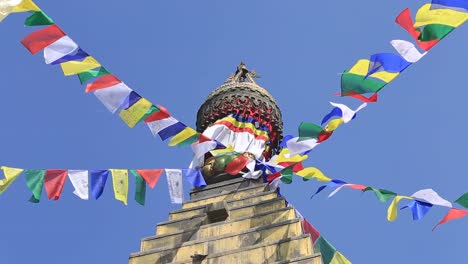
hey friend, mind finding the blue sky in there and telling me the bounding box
[0,0,466,263]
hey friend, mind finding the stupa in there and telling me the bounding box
[128,63,323,264]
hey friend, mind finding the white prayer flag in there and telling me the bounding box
[147,117,179,137]
[94,83,133,113]
[0,0,22,22]
[68,170,89,200]
[330,102,367,123]
[391,40,427,63]
[286,137,319,157]
[411,189,452,208]
[165,169,183,204]
[43,36,79,64]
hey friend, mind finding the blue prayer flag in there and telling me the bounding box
[90,170,109,200]
[182,168,207,187]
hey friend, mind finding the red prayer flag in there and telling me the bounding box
[395,8,439,51]
[144,104,171,122]
[225,155,250,175]
[302,219,321,244]
[21,25,66,54]
[44,170,67,200]
[317,131,333,143]
[433,208,468,231]
[267,171,282,182]
[135,169,163,188]
[349,92,378,103]
[85,75,121,93]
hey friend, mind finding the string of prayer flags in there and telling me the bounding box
[68,170,89,200]
[25,169,45,203]
[0,166,23,194]
[90,170,109,200]
[110,169,129,205]
[165,169,183,204]
[44,169,67,200]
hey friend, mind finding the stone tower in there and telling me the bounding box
[129,64,323,264]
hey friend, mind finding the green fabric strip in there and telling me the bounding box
[25,170,46,203]
[25,11,55,26]
[455,193,468,209]
[418,24,455,41]
[314,236,337,264]
[341,72,387,95]
[78,67,111,84]
[130,170,146,206]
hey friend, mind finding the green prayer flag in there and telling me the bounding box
[455,193,468,209]
[130,170,146,205]
[341,72,387,95]
[25,11,54,26]
[175,134,200,147]
[314,236,337,264]
[364,187,397,203]
[140,105,160,121]
[280,168,293,184]
[418,24,455,41]
[25,170,46,203]
[78,67,111,84]
[298,122,323,139]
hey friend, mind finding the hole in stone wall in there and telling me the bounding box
[206,208,228,224]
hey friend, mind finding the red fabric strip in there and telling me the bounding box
[44,170,67,200]
[225,155,250,175]
[349,92,378,102]
[20,25,66,54]
[85,74,121,93]
[136,169,163,189]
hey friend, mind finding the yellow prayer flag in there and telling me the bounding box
[210,145,235,156]
[325,118,344,132]
[0,166,23,194]
[387,195,414,222]
[110,169,128,205]
[296,167,331,182]
[330,251,352,264]
[169,127,197,146]
[348,59,399,83]
[414,4,468,28]
[274,148,308,163]
[60,56,101,76]
[119,98,152,128]
[12,0,41,12]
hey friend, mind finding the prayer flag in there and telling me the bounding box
[51,48,88,65]
[387,196,414,222]
[328,184,366,198]
[25,169,45,203]
[314,236,337,264]
[134,169,163,188]
[169,127,198,147]
[296,167,331,182]
[454,193,468,208]
[363,187,397,203]
[341,72,387,95]
[144,105,171,123]
[21,24,66,54]
[285,137,319,156]
[330,252,352,264]
[390,40,427,63]
[119,97,153,128]
[147,117,186,141]
[24,11,54,26]
[44,170,67,200]
[78,67,110,84]
[242,160,263,179]
[131,170,146,206]
[432,0,468,11]
[298,122,323,139]
[324,119,343,132]
[225,155,250,175]
[43,36,78,64]
[401,200,433,220]
[182,168,207,187]
[60,56,101,76]
[325,102,367,124]
[368,53,411,75]
[94,83,133,113]
[0,166,23,194]
[411,188,452,207]
[433,208,468,231]
[90,170,109,200]
[165,169,183,204]
[348,59,399,82]
[85,74,121,93]
[110,169,128,205]
[11,0,40,12]
[302,218,321,244]
[396,8,440,50]
[68,170,88,200]
[414,4,468,28]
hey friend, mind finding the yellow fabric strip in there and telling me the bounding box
[215,116,269,138]
[348,59,399,83]
[0,166,24,194]
[274,148,308,163]
[169,127,197,146]
[296,167,331,182]
[330,251,352,264]
[325,118,344,132]
[119,98,152,128]
[12,0,41,12]
[387,195,414,222]
[210,145,235,156]
[60,56,101,76]
[110,169,128,205]
[414,4,468,28]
